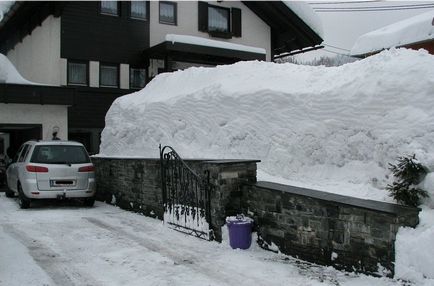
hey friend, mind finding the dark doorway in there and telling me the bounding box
[69,132,92,153]
[0,124,42,160]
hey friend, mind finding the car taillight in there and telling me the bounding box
[78,165,95,172]
[26,165,49,173]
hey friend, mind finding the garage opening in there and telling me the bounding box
[0,124,42,161]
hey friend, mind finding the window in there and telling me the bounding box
[101,1,119,16]
[18,144,30,162]
[198,2,241,38]
[31,145,90,164]
[208,5,229,33]
[12,145,24,163]
[100,64,119,88]
[130,67,146,89]
[159,1,177,25]
[68,61,88,86]
[131,1,147,20]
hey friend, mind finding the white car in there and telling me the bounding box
[6,140,96,209]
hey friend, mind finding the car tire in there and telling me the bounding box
[83,197,95,207]
[17,184,31,209]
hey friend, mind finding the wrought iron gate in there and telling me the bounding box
[159,145,213,240]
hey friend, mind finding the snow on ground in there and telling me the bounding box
[100,48,434,203]
[99,48,434,284]
[0,194,420,286]
[351,10,434,56]
[395,206,434,284]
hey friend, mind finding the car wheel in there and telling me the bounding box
[17,184,31,209]
[83,197,95,207]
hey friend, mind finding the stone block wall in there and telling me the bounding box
[205,160,258,241]
[91,157,258,242]
[92,158,163,217]
[246,181,420,277]
[92,157,420,276]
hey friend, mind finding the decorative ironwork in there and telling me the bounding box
[159,145,213,240]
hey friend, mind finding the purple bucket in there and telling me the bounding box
[226,215,253,250]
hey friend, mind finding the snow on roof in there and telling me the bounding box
[0,1,14,22]
[164,34,266,55]
[100,48,434,204]
[0,53,39,85]
[351,10,434,56]
[283,1,324,39]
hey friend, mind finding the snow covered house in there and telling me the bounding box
[351,10,434,57]
[0,1,323,153]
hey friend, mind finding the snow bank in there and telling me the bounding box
[100,48,434,283]
[351,10,434,56]
[101,48,434,203]
[395,207,434,283]
[0,53,38,85]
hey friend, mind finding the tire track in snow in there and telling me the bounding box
[2,224,102,286]
[83,217,273,286]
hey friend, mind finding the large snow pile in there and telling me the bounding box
[351,10,434,56]
[0,53,37,85]
[101,48,434,283]
[101,48,434,202]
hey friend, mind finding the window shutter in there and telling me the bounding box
[231,8,241,37]
[198,1,208,32]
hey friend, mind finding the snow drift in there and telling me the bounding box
[101,48,434,202]
[100,48,434,283]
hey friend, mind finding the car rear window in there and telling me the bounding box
[30,145,90,164]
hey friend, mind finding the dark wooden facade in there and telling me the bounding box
[61,1,150,64]
[68,87,130,129]
[355,39,434,58]
[0,83,75,105]
[405,40,434,55]
[144,41,266,66]
[242,1,322,57]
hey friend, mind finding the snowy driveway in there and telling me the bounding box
[0,193,406,286]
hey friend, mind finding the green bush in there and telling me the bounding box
[386,154,428,207]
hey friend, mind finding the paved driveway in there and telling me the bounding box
[0,193,400,286]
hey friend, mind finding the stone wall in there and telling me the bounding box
[246,181,420,277]
[91,157,258,242]
[92,157,420,276]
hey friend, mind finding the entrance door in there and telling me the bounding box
[0,124,42,160]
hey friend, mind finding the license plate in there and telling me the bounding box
[50,180,76,187]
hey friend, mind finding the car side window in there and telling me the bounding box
[18,145,30,162]
[12,145,24,163]
[22,145,32,162]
